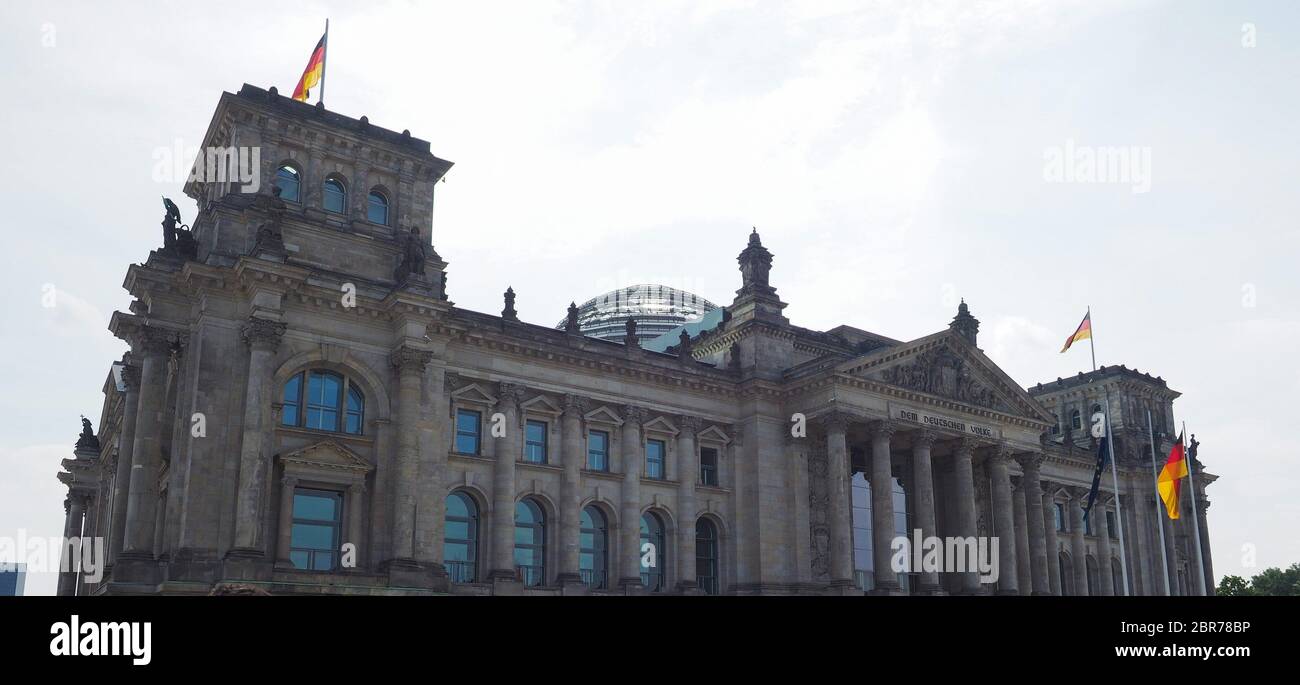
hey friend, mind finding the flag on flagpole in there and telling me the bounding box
[291,33,327,102]
[1060,311,1092,353]
[1157,432,1188,519]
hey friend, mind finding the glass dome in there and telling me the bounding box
[557,284,718,344]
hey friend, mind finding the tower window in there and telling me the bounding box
[275,165,301,202]
[281,370,364,435]
[323,177,347,214]
[367,189,389,225]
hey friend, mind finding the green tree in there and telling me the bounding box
[1244,563,1300,596]
[1216,575,1252,596]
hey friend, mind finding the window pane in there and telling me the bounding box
[588,431,608,470]
[292,492,338,521]
[367,191,388,224]
[700,447,718,486]
[646,439,665,479]
[324,179,346,213]
[275,166,300,202]
[456,410,481,454]
[525,420,547,463]
[282,373,301,427]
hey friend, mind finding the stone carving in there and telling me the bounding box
[624,318,638,347]
[391,346,433,375]
[251,186,287,258]
[880,346,1004,410]
[736,227,776,297]
[241,317,286,352]
[562,394,587,416]
[160,196,198,260]
[565,302,580,334]
[676,330,692,361]
[622,405,645,426]
[75,416,100,452]
[502,287,518,321]
[395,226,428,281]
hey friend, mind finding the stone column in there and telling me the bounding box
[557,395,585,586]
[619,405,645,589]
[230,317,286,555]
[1017,454,1050,595]
[1096,498,1115,596]
[910,430,941,594]
[1197,496,1215,595]
[122,327,175,558]
[275,475,298,566]
[108,360,140,563]
[1043,488,1062,595]
[868,421,901,595]
[988,447,1019,596]
[57,496,85,596]
[1069,489,1089,596]
[1011,477,1032,595]
[676,416,699,592]
[347,482,366,565]
[823,413,854,589]
[951,439,981,594]
[388,346,433,565]
[488,382,521,579]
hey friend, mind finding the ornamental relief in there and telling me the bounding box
[877,346,1007,412]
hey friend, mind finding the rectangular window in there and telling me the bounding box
[699,447,719,487]
[455,409,482,455]
[1054,503,1066,532]
[525,420,548,464]
[587,430,609,471]
[289,488,342,571]
[645,439,665,479]
[1106,510,1116,539]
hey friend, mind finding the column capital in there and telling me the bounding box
[988,444,1016,466]
[868,419,898,440]
[819,411,851,434]
[678,414,701,436]
[562,394,588,417]
[494,380,524,409]
[138,325,180,357]
[912,429,938,449]
[120,362,141,391]
[622,405,646,427]
[348,482,367,496]
[391,346,434,375]
[242,317,287,353]
[282,474,299,489]
[955,436,986,458]
[1016,451,1046,473]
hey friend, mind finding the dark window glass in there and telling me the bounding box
[345,386,364,435]
[1070,410,1082,430]
[323,178,346,214]
[696,518,719,595]
[455,410,481,455]
[281,370,364,435]
[282,372,302,427]
[1106,510,1117,539]
[579,506,607,589]
[640,512,665,592]
[587,430,609,471]
[305,370,342,431]
[1054,503,1066,532]
[444,492,478,583]
[699,446,719,486]
[645,439,665,479]
[514,499,545,586]
[366,190,388,225]
[275,165,300,202]
[525,420,548,464]
[1051,415,1060,435]
[289,488,342,571]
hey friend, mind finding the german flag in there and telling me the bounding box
[1158,432,1189,519]
[1060,311,1092,353]
[291,33,327,102]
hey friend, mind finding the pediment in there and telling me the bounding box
[584,405,624,426]
[698,425,731,444]
[279,440,373,476]
[520,394,562,416]
[642,416,680,436]
[838,330,1053,424]
[450,382,497,406]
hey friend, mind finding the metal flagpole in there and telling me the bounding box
[1088,307,1130,595]
[1182,421,1208,595]
[319,19,329,107]
[1146,409,1171,595]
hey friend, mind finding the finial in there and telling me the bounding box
[565,301,580,334]
[502,287,518,322]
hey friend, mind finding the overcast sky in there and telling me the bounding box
[2,0,1297,596]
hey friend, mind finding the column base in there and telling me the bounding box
[382,559,448,591]
[913,584,947,596]
[827,579,863,596]
[109,551,162,585]
[617,577,646,595]
[223,547,274,582]
[167,547,221,584]
[867,583,906,596]
[676,581,704,596]
[486,569,525,596]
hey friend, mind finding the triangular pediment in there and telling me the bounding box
[450,382,497,406]
[837,330,1053,424]
[279,440,373,475]
[584,405,624,426]
[521,394,562,416]
[698,425,731,444]
[642,416,680,436]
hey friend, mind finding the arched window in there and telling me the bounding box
[281,370,365,435]
[444,492,478,583]
[366,189,389,225]
[579,506,607,589]
[275,165,301,202]
[323,177,347,214]
[695,518,719,595]
[640,512,666,592]
[1070,409,1082,431]
[514,499,546,587]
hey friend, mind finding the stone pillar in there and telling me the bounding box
[275,475,298,566]
[230,318,286,555]
[1043,488,1062,595]
[619,406,645,589]
[868,421,901,595]
[108,360,140,563]
[387,346,434,569]
[557,395,585,586]
[1197,496,1215,595]
[1018,454,1050,595]
[1096,499,1115,596]
[823,413,854,589]
[951,439,981,594]
[676,416,699,592]
[121,327,175,558]
[1069,489,1089,596]
[57,496,85,596]
[910,430,941,594]
[347,482,366,564]
[988,447,1019,596]
[1011,477,1032,595]
[488,382,521,580]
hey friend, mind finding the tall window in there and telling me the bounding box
[275,165,301,202]
[699,446,719,486]
[1054,502,1066,532]
[514,499,546,587]
[1051,415,1061,435]
[579,506,608,589]
[525,420,548,464]
[444,492,478,583]
[281,370,364,435]
[587,430,609,471]
[645,439,665,479]
[289,488,342,571]
[1070,409,1082,431]
[323,177,346,214]
[1106,510,1117,539]
[695,518,719,595]
[366,189,389,225]
[455,409,482,455]
[640,512,666,592]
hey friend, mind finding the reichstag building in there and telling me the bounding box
[56,84,1215,596]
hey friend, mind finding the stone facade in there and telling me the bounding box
[57,84,1216,596]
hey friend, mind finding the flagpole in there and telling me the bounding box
[1088,308,1130,595]
[1182,421,1208,595]
[1146,409,1171,595]
[319,18,329,107]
